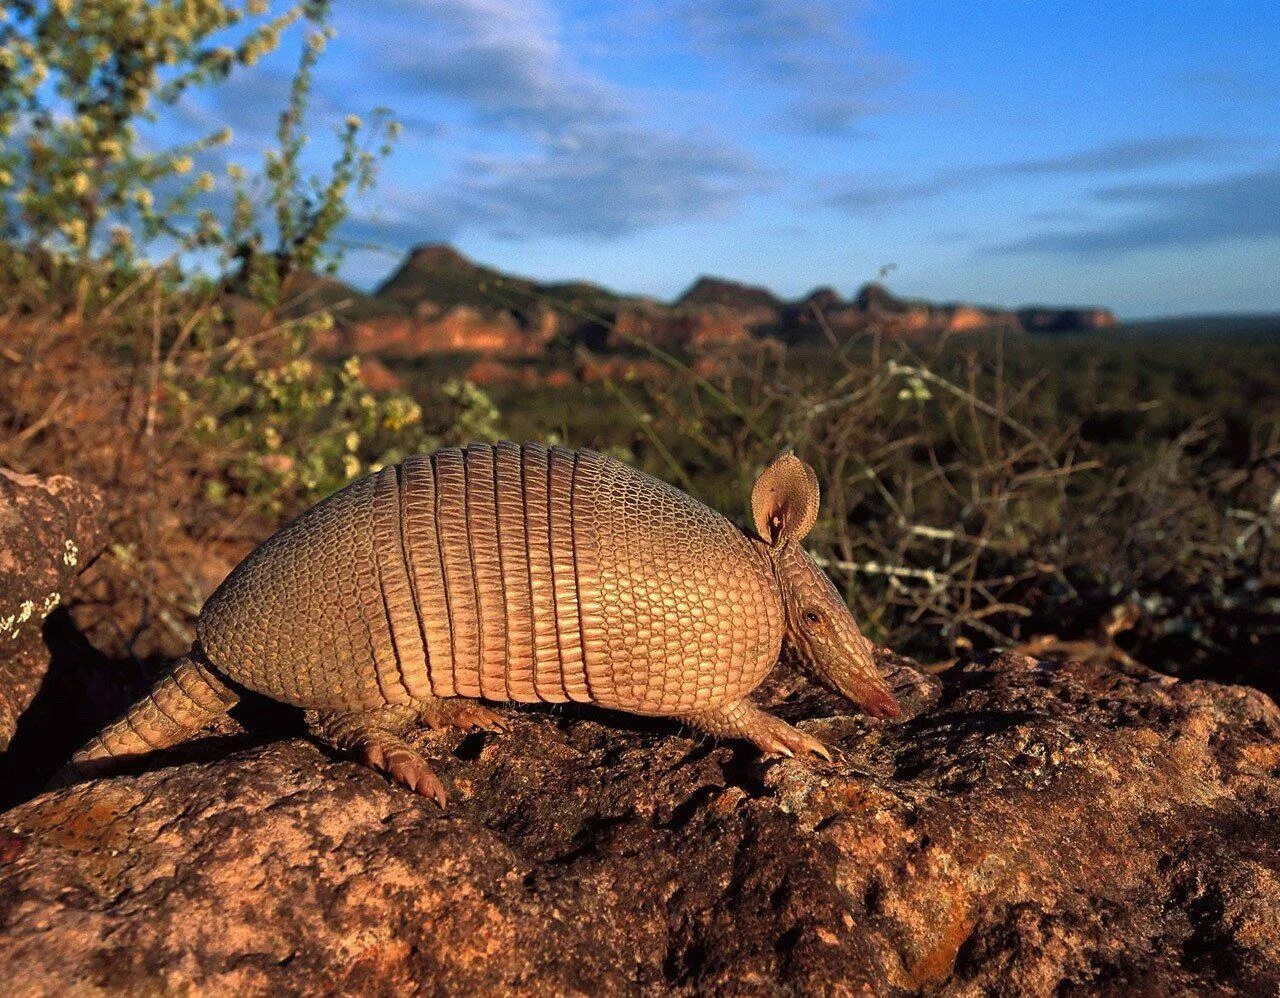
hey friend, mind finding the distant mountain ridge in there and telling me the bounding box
[315,243,1116,359]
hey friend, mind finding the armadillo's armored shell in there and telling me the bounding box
[198,443,783,714]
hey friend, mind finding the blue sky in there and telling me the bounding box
[170,1,1280,317]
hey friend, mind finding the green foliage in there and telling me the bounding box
[0,0,398,314]
[226,8,399,304]
[0,0,308,263]
[0,0,499,666]
[175,323,501,517]
[0,0,422,513]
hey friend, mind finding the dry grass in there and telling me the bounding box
[604,317,1279,688]
[0,269,464,665]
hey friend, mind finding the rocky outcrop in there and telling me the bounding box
[0,469,104,751]
[375,244,514,310]
[341,306,557,358]
[2,649,1277,993]
[833,283,1022,339]
[609,302,757,352]
[790,282,1118,343]
[314,247,1118,360]
[798,287,844,312]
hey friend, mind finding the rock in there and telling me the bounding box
[854,281,912,314]
[0,468,104,751]
[609,302,757,352]
[325,246,1119,359]
[839,284,1022,340]
[339,307,556,358]
[462,358,529,387]
[353,357,405,394]
[2,652,1278,993]
[944,304,998,333]
[376,243,509,308]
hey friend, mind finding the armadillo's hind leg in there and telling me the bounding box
[307,707,448,807]
[681,699,834,762]
[412,696,510,733]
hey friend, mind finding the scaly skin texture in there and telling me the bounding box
[64,445,900,802]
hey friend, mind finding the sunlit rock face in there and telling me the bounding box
[3,649,1278,993]
[314,245,1119,362]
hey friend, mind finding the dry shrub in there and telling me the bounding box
[0,267,499,665]
[618,322,1278,690]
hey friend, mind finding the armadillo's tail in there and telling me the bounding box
[50,648,239,788]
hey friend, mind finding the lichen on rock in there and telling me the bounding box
[0,468,103,751]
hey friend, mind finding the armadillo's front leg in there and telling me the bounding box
[681,699,833,761]
[412,696,510,733]
[306,707,448,806]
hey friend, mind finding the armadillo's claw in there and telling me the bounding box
[416,701,510,734]
[681,701,836,766]
[411,769,449,809]
[363,741,448,808]
[796,735,835,763]
[755,724,834,763]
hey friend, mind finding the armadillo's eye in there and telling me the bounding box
[802,609,820,625]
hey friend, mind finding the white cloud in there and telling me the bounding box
[377,0,625,135]
[672,0,908,135]
[333,0,763,243]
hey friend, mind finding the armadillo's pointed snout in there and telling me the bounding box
[821,666,902,720]
[817,634,902,720]
[854,651,902,719]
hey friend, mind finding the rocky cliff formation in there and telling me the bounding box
[317,245,1117,362]
[1018,307,1119,335]
[675,276,786,330]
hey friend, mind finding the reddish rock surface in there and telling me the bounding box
[341,307,554,358]
[2,650,1277,993]
[461,358,532,387]
[312,246,1119,362]
[0,469,104,750]
[609,304,757,353]
[353,357,405,394]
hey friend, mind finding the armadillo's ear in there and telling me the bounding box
[751,451,820,546]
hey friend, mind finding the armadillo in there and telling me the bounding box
[62,443,900,804]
